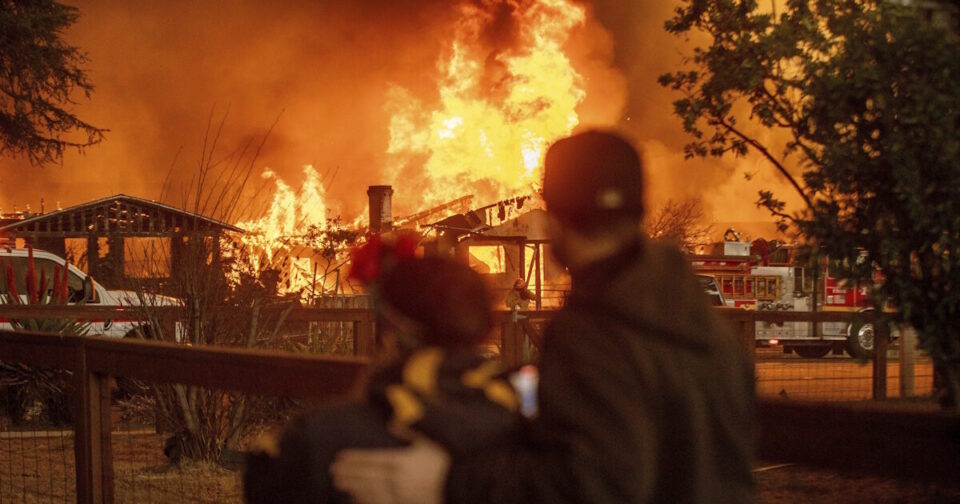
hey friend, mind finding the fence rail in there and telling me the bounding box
[1,306,957,503]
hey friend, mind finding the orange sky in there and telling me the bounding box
[0,0,803,233]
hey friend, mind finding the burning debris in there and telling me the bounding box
[226,165,365,300]
[219,0,593,300]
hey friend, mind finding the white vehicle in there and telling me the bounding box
[0,247,178,338]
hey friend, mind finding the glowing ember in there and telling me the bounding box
[386,0,586,207]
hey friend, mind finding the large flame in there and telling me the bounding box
[232,0,590,294]
[237,165,328,263]
[387,0,586,208]
[234,165,334,296]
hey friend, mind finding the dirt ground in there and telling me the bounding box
[0,429,241,503]
[755,463,960,503]
[3,428,959,503]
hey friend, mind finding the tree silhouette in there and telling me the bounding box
[0,0,105,165]
[661,0,960,409]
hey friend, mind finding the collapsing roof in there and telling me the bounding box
[424,194,540,242]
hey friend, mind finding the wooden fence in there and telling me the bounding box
[0,306,958,503]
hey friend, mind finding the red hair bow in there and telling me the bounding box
[347,232,419,286]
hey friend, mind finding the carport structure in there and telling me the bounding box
[0,194,242,291]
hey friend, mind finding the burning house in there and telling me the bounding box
[0,194,241,292]
[419,196,569,309]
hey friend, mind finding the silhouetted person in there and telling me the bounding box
[332,130,757,504]
[244,251,519,504]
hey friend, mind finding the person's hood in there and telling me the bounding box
[573,239,719,352]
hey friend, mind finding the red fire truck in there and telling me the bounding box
[689,232,880,358]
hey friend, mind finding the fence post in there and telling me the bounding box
[899,325,916,398]
[739,314,757,359]
[500,321,522,368]
[74,344,114,504]
[353,320,374,356]
[872,319,889,400]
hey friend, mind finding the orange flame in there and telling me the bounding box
[234,165,333,296]
[386,0,586,208]
[237,166,328,262]
[233,0,591,293]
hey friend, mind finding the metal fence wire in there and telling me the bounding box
[0,362,77,503]
[108,380,303,504]
[0,370,306,503]
[753,345,934,401]
[0,306,953,504]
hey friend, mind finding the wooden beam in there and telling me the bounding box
[88,334,366,399]
[500,321,523,368]
[534,244,542,310]
[873,321,889,400]
[0,330,78,368]
[736,318,757,357]
[97,371,114,504]
[72,343,112,504]
[0,329,368,400]
[0,305,378,323]
[900,326,916,398]
[0,231,226,238]
[135,205,144,233]
[518,242,525,283]
[353,320,374,356]
[87,233,99,278]
[0,305,882,328]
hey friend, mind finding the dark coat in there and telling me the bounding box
[243,349,519,504]
[445,240,756,503]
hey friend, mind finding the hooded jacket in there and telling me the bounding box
[445,239,756,503]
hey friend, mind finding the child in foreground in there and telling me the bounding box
[243,235,524,504]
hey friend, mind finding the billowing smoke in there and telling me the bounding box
[0,0,458,219]
[0,0,798,234]
[585,1,803,233]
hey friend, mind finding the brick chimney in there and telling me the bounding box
[367,185,394,233]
